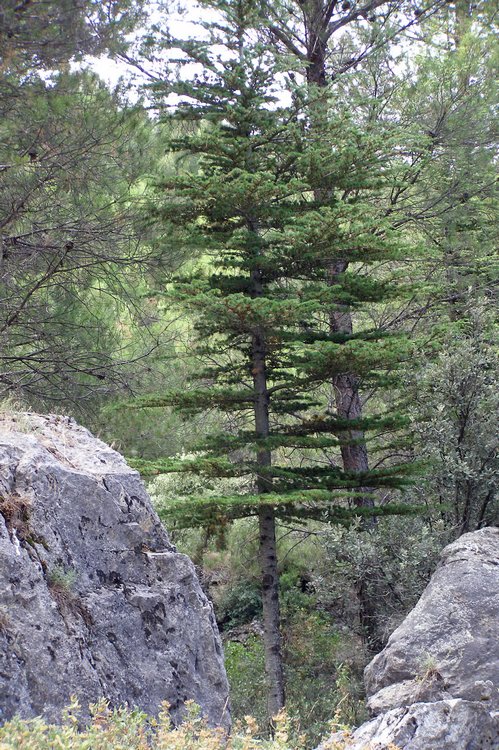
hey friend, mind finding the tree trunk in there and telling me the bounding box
[304,21,373,500]
[303,3,378,650]
[328,273,373,504]
[328,280,379,654]
[251,265,286,718]
[259,507,285,718]
[329,291,375,516]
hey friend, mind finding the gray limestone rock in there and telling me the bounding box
[318,528,499,750]
[323,699,499,750]
[0,413,230,728]
[365,527,499,715]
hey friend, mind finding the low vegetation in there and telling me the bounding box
[0,698,326,750]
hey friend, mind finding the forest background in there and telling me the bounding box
[0,0,497,745]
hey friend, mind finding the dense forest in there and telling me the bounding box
[0,0,497,745]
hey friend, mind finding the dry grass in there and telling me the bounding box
[0,698,404,750]
[46,567,93,627]
[0,493,32,541]
[0,699,304,750]
[0,608,11,635]
[0,398,32,432]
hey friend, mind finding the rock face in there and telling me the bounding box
[365,527,499,715]
[321,527,499,750]
[0,413,230,728]
[325,699,499,750]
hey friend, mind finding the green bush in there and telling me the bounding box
[0,697,326,750]
[218,580,262,629]
[284,611,366,747]
[139,514,365,747]
[316,517,447,645]
[224,611,366,748]
[225,636,268,731]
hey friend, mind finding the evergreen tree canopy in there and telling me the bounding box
[134,1,430,716]
[0,0,146,75]
[138,0,415,526]
[0,71,158,404]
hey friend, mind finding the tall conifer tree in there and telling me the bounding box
[137,0,415,718]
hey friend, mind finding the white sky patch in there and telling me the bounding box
[89,55,128,88]
[80,0,295,110]
[81,0,215,94]
[79,0,423,110]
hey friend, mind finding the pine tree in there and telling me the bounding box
[0,0,161,406]
[136,0,417,719]
[0,70,157,405]
[244,0,448,491]
[0,0,146,75]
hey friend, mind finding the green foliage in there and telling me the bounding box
[96,353,221,462]
[134,0,418,541]
[398,22,497,323]
[225,637,268,729]
[153,484,417,528]
[149,455,254,544]
[2,0,496,744]
[0,0,146,75]
[0,697,314,750]
[47,566,77,592]
[316,517,450,646]
[0,69,162,407]
[284,613,365,747]
[407,310,498,534]
[224,614,366,748]
[166,516,365,747]
[219,581,262,629]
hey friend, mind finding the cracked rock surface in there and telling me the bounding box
[324,699,499,750]
[0,413,229,728]
[319,528,499,749]
[365,527,499,716]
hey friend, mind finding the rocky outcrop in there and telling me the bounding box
[324,699,499,750]
[365,527,499,715]
[321,527,499,749]
[0,413,230,728]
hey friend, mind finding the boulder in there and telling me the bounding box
[324,700,499,750]
[365,527,499,715]
[0,413,230,728]
[319,528,499,750]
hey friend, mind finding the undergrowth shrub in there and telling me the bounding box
[225,636,268,730]
[316,517,448,646]
[0,698,328,750]
[142,497,368,748]
[224,616,366,749]
[218,580,262,628]
[284,614,366,745]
